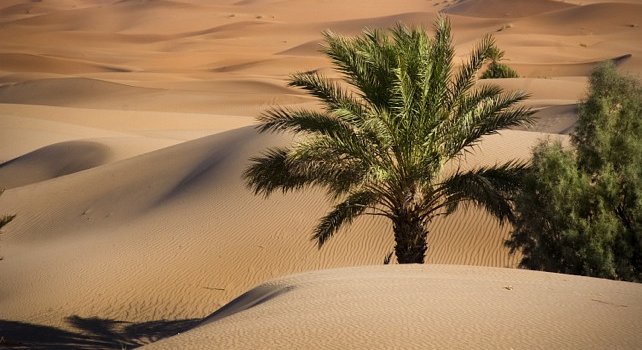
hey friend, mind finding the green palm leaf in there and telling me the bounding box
[288,71,365,120]
[437,161,530,223]
[313,191,380,248]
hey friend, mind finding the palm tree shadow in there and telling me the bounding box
[0,315,202,349]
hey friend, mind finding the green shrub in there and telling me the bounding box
[481,62,519,79]
[506,63,642,282]
[480,47,519,79]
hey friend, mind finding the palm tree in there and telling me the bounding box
[244,18,533,264]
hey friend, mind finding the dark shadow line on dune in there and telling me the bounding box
[0,284,294,349]
[150,127,255,206]
[0,315,202,350]
[200,285,295,326]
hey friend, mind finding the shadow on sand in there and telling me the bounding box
[0,315,202,349]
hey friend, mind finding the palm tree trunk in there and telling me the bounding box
[392,211,428,264]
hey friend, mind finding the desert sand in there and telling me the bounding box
[145,265,642,349]
[0,0,641,348]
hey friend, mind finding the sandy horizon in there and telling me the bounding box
[1,0,641,348]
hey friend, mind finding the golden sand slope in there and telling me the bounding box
[1,0,641,348]
[143,265,642,349]
[0,125,555,329]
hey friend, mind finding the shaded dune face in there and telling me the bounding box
[0,0,641,348]
[444,0,577,18]
[0,140,112,189]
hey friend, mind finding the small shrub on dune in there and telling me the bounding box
[0,190,15,231]
[481,61,519,79]
[0,189,16,261]
[480,47,519,79]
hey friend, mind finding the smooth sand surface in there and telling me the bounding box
[1,0,641,348]
[143,265,642,349]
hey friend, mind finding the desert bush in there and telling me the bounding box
[0,190,15,231]
[506,63,642,281]
[481,46,519,79]
[481,62,519,79]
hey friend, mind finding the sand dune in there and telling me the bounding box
[1,140,113,189]
[0,77,310,115]
[445,0,576,18]
[0,78,158,106]
[522,2,642,32]
[0,137,186,189]
[0,53,134,74]
[0,104,255,136]
[1,0,641,348]
[144,265,642,350]
[0,126,552,330]
[507,54,633,77]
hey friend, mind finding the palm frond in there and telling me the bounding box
[312,191,378,247]
[454,84,504,116]
[446,91,534,157]
[425,17,454,114]
[288,71,365,122]
[243,147,310,197]
[447,35,495,109]
[436,160,529,223]
[423,84,502,158]
[244,143,372,198]
[322,29,395,110]
[256,107,366,150]
[257,106,392,176]
[289,136,368,196]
